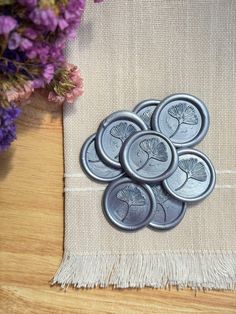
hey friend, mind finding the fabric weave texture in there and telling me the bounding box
[53,0,236,289]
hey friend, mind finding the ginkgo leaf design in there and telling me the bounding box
[152,185,169,222]
[168,103,198,138]
[175,158,207,191]
[136,138,168,171]
[116,185,146,222]
[110,122,136,143]
[87,144,100,163]
[110,122,137,159]
[141,109,153,127]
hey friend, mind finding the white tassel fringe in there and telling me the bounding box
[52,251,236,290]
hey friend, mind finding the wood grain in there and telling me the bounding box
[0,93,236,314]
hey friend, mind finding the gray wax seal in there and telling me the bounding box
[163,148,216,202]
[133,99,160,129]
[152,93,210,148]
[80,134,124,182]
[148,184,186,230]
[103,177,156,231]
[120,130,178,184]
[96,111,148,169]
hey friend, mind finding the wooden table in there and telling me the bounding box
[1,94,236,313]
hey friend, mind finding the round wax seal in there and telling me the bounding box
[152,93,209,148]
[163,148,216,202]
[103,177,156,231]
[80,134,124,182]
[96,111,147,169]
[133,99,160,129]
[120,130,178,184]
[148,184,186,230]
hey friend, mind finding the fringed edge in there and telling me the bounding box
[51,251,236,290]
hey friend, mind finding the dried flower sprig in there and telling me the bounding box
[48,63,83,104]
[0,0,103,150]
[0,103,21,151]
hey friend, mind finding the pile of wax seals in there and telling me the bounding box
[80,93,216,231]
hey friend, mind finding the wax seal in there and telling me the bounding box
[133,99,160,129]
[148,184,186,230]
[80,134,124,182]
[120,130,178,184]
[152,93,209,148]
[96,111,148,169]
[163,148,216,202]
[103,177,156,231]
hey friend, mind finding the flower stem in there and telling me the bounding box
[169,121,181,138]
[175,174,189,191]
[136,157,150,171]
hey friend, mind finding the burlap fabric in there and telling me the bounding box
[53,0,236,289]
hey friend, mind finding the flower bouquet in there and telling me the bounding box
[0,0,102,151]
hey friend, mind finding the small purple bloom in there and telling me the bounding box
[63,25,77,39]
[20,38,33,51]
[0,16,17,35]
[58,18,69,31]
[0,104,21,152]
[32,78,45,88]
[17,0,37,7]
[29,8,58,31]
[64,10,76,21]
[43,64,55,83]
[55,38,66,49]
[3,48,27,63]
[26,49,37,59]
[8,32,21,50]
[7,61,17,74]
[37,47,49,64]
[24,28,37,40]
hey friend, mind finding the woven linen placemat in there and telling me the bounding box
[53,0,236,289]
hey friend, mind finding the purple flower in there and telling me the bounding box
[29,8,58,31]
[42,64,54,83]
[24,28,38,40]
[32,78,45,88]
[58,18,69,31]
[26,48,37,59]
[17,0,37,7]
[63,0,85,25]
[20,38,33,51]
[0,59,16,74]
[0,104,21,152]
[8,32,21,50]
[65,27,77,39]
[66,0,86,13]
[3,47,27,63]
[0,16,17,35]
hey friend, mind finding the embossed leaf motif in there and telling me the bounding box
[175,158,207,191]
[110,122,136,143]
[168,103,198,138]
[152,185,169,222]
[141,109,153,128]
[137,138,168,171]
[116,185,146,221]
[110,122,137,159]
[87,143,100,163]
